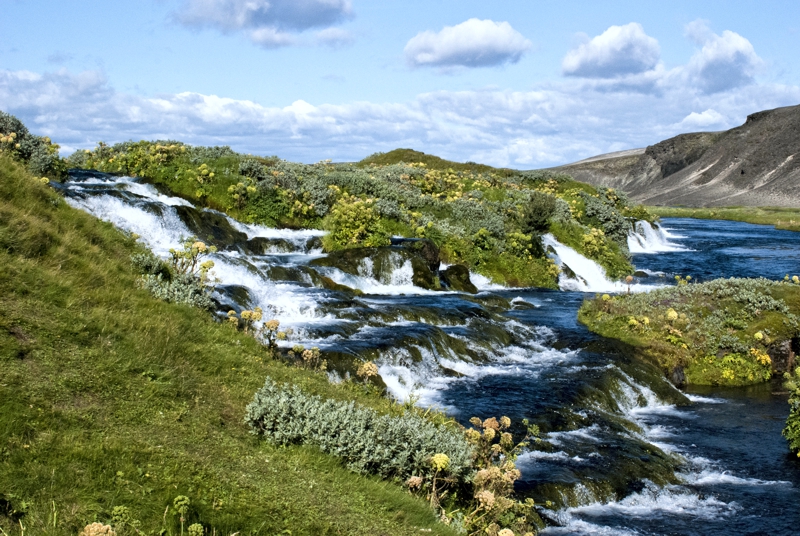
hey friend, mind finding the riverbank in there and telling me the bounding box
[649,206,800,232]
[578,276,800,454]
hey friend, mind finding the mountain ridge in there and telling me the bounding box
[553,104,800,207]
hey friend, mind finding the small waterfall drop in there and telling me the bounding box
[627,220,688,254]
[542,234,631,293]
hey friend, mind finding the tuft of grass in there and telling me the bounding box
[0,154,457,535]
[648,206,800,232]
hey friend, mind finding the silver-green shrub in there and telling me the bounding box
[245,379,474,481]
[139,273,214,310]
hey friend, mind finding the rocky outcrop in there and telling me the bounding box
[554,104,800,207]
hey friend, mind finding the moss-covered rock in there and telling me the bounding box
[309,247,440,290]
[440,264,478,294]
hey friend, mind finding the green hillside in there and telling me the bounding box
[0,154,457,535]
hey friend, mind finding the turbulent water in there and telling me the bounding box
[59,171,800,535]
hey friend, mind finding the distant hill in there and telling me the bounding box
[554,104,800,207]
[359,148,510,174]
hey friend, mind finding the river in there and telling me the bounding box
[59,171,800,535]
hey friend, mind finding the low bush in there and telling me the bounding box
[245,379,474,481]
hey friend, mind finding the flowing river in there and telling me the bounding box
[58,171,800,535]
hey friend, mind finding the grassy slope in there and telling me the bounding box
[649,206,800,232]
[0,155,456,535]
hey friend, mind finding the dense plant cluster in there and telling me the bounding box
[246,379,544,535]
[71,140,651,287]
[131,238,217,310]
[245,378,474,481]
[580,277,800,386]
[0,111,67,179]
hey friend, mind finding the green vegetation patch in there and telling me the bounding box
[0,154,459,535]
[784,368,800,456]
[649,206,800,232]
[578,277,800,387]
[69,138,651,288]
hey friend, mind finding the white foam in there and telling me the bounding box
[542,234,655,293]
[65,194,190,255]
[569,483,737,519]
[685,469,792,487]
[685,394,727,404]
[627,220,689,254]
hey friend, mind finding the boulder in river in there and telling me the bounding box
[440,264,478,294]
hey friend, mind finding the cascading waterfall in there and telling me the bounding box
[59,171,798,536]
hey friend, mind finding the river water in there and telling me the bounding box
[59,172,800,535]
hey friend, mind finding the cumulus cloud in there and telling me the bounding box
[675,109,727,130]
[684,21,763,93]
[2,67,799,167]
[404,19,531,69]
[562,23,660,78]
[174,0,353,48]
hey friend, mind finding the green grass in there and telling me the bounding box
[0,154,458,535]
[649,206,800,232]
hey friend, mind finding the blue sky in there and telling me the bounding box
[2,0,799,167]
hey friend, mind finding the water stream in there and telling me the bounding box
[58,171,800,535]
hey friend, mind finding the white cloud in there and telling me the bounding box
[174,0,353,48]
[404,19,531,69]
[675,109,726,130]
[562,23,660,78]
[684,21,763,93]
[2,67,799,167]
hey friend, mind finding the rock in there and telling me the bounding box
[174,206,248,249]
[768,339,797,375]
[670,365,686,388]
[309,247,440,290]
[245,237,295,255]
[318,276,363,296]
[390,237,440,272]
[440,264,478,294]
[633,270,649,278]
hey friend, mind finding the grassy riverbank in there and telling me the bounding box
[578,277,800,455]
[0,154,458,535]
[649,206,800,232]
[579,277,800,387]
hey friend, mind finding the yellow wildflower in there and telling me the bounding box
[430,453,450,472]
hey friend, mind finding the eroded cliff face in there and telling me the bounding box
[555,104,800,207]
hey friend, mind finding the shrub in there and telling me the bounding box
[0,110,67,179]
[245,379,474,482]
[521,191,557,234]
[324,192,390,249]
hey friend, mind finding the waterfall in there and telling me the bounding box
[627,220,688,254]
[543,234,637,293]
